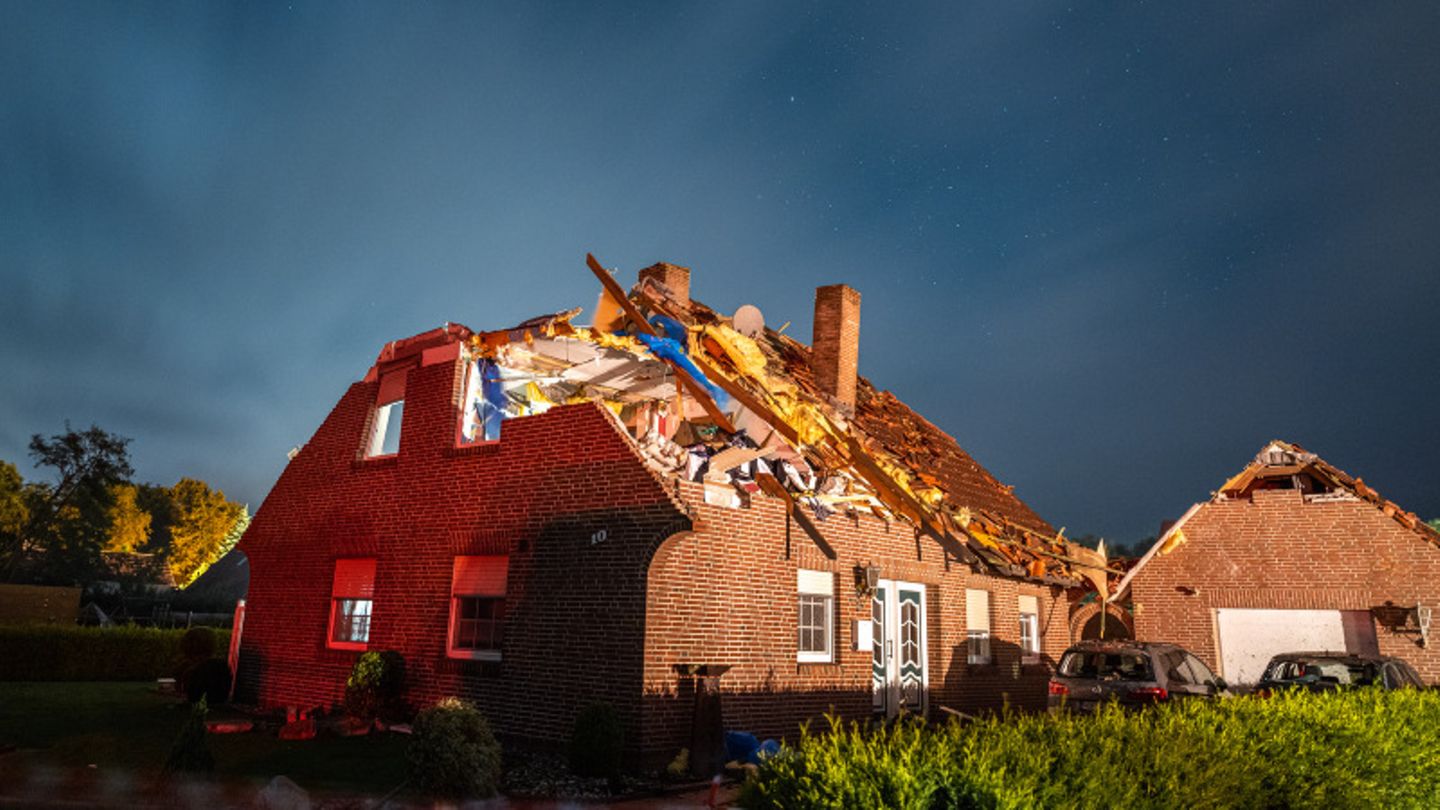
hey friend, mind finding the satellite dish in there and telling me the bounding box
[733,304,765,337]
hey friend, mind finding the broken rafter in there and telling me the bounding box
[756,472,836,559]
[586,253,737,433]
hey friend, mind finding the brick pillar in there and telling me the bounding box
[812,284,861,409]
[638,263,691,308]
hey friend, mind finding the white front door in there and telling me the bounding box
[872,580,928,718]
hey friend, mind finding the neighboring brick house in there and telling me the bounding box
[1112,440,1440,686]
[236,256,1111,760]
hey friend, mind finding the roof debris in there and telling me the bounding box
[1218,440,1440,542]
[445,253,1124,589]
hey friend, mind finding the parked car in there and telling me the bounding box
[1048,640,1227,713]
[1254,652,1424,695]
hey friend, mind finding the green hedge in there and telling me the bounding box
[743,689,1440,809]
[0,625,232,681]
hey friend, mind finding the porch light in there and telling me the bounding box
[855,564,880,595]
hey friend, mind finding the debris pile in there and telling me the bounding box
[443,254,1124,591]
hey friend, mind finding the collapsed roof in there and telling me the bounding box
[432,254,1120,592]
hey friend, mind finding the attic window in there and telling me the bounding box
[459,359,503,444]
[366,369,407,457]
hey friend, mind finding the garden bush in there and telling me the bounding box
[345,649,406,723]
[0,624,231,681]
[182,658,232,705]
[569,701,625,779]
[742,689,1440,809]
[163,696,215,775]
[407,697,502,799]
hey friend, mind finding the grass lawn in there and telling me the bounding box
[0,681,409,796]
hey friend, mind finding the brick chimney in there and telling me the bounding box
[638,262,691,308]
[812,284,861,409]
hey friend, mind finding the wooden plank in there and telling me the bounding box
[840,436,976,563]
[585,253,736,433]
[756,473,836,559]
[586,253,658,336]
[690,354,802,446]
[671,364,737,433]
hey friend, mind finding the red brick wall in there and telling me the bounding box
[641,487,1071,757]
[237,354,689,748]
[240,345,1075,758]
[1129,488,1440,682]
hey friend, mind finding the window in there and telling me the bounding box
[797,569,834,662]
[966,589,991,665]
[459,359,504,444]
[448,555,508,660]
[365,368,408,457]
[1018,594,1041,663]
[329,558,376,650]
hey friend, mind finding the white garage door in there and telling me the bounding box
[1215,608,1378,685]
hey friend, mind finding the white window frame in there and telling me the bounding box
[797,569,834,663]
[966,588,992,665]
[366,400,404,457]
[1019,594,1041,663]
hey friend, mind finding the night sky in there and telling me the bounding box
[4,2,1438,545]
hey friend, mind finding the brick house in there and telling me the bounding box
[1112,440,1440,685]
[236,256,1112,759]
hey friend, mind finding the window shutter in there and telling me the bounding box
[1018,594,1039,616]
[797,569,832,596]
[966,589,990,631]
[332,558,377,599]
[452,555,508,596]
[376,368,409,405]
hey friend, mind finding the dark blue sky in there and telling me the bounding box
[4,2,1438,544]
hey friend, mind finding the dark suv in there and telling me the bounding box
[1048,640,1227,713]
[1255,652,1424,695]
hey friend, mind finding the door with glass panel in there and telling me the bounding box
[871,580,928,718]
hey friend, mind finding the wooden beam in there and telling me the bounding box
[757,472,836,559]
[690,354,802,446]
[586,253,657,337]
[586,253,736,433]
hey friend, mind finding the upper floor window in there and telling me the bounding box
[330,557,377,650]
[448,555,509,660]
[966,588,991,665]
[797,569,834,663]
[366,368,408,457]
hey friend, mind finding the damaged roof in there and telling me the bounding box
[1111,439,1440,601]
[408,254,1120,591]
[1219,440,1440,541]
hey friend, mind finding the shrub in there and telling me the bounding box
[182,658,232,706]
[407,697,502,799]
[569,701,625,780]
[163,696,215,775]
[345,649,406,723]
[742,689,1440,809]
[178,626,217,661]
[0,624,231,681]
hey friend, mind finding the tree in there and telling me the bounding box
[0,461,31,578]
[166,478,247,588]
[1429,518,1440,534]
[28,423,133,506]
[103,483,152,553]
[22,423,134,584]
